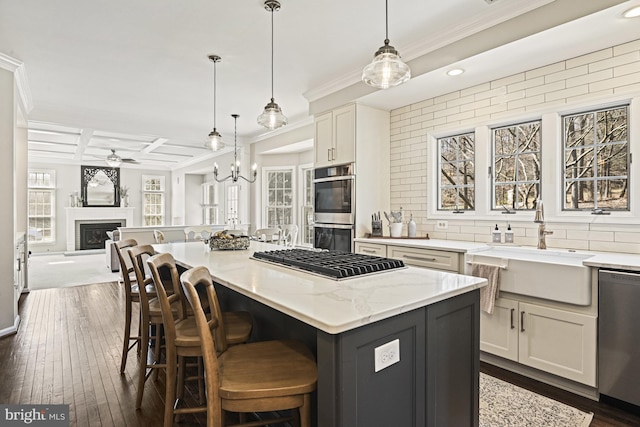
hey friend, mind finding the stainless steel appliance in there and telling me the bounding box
[314,223,354,253]
[313,164,355,252]
[313,163,355,225]
[252,248,405,280]
[598,269,640,407]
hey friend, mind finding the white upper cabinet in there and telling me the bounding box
[314,104,355,167]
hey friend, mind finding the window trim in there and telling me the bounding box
[426,95,640,224]
[28,169,56,244]
[261,166,296,228]
[142,175,165,226]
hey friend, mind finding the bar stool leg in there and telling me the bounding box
[153,324,163,381]
[136,313,151,409]
[163,348,177,427]
[120,298,133,373]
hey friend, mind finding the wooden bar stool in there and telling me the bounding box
[115,238,145,374]
[147,252,254,426]
[128,244,177,409]
[181,266,317,427]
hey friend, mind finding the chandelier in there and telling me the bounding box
[257,0,288,130]
[361,0,411,89]
[214,114,257,183]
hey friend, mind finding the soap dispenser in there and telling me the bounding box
[505,224,514,244]
[408,213,417,238]
[492,224,502,243]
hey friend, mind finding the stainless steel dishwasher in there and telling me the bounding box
[598,269,640,407]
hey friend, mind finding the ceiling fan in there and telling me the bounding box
[99,149,139,166]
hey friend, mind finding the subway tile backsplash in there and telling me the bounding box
[389,39,640,254]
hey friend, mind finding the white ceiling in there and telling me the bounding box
[1,0,639,170]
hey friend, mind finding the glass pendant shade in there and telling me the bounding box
[362,0,411,89]
[106,149,122,167]
[362,44,411,89]
[257,98,288,130]
[205,128,224,151]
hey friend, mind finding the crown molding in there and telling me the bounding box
[0,52,34,114]
[303,0,555,103]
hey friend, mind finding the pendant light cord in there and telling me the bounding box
[385,0,389,42]
[213,60,217,128]
[270,6,274,100]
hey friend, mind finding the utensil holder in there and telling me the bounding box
[389,222,403,238]
[372,220,383,237]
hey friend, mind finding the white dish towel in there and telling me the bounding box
[471,263,502,314]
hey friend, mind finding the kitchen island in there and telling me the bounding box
[153,241,487,427]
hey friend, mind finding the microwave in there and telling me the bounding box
[313,163,355,225]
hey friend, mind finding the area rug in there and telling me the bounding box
[480,373,593,427]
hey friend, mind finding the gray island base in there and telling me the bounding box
[153,241,485,427]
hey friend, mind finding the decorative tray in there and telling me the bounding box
[208,231,250,250]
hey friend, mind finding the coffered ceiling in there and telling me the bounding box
[1,0,638,170]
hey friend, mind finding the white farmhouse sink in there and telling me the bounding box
[465,246,594,305]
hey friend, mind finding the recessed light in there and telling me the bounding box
[447,68,464,76]
[623,6,640,18]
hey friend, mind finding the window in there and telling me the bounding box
[28,170,55,243]
[226,184,240,225]
[143,175,165,226]
[264,169,294,227]
[202,182,219,225]
[301,166,314,245]
[493,120,541,210]
[563,105,629,211]
[438,132,475,211]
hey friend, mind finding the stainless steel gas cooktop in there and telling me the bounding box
[251,248,405,280]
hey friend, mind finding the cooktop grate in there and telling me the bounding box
[251,249,405,280]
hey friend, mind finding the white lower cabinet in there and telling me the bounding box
[354,242,387,257]
[481,297,597,386]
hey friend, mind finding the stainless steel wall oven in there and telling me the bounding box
[313,163,355,252]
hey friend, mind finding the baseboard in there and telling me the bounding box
[481,352,599,401]
[64,249,106,256]
[0,315,21,339]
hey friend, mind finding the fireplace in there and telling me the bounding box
[65,207,134,252]
[78,222,123,250]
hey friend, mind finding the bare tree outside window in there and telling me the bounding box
[493,121,541,210]
[563,106,628,211]
[438,132,475,211]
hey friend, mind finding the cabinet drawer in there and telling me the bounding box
[355,242,387,257]
[388,247,459,272]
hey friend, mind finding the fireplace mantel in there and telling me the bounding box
[65,207,135,251]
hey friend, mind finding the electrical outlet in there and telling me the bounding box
[374,339,400,372]
[436,220,448,230]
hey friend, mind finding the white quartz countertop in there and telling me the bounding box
[354,237,488,253]
[153,241,487,335]
[358,237,640,271]
[583,253,640,272]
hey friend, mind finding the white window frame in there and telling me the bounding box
[427,95,640,224]
[262,166,296,228]
[298,163,314,247]
[28,169,56,244]
[226,183,240,226]
[142,175,165,226]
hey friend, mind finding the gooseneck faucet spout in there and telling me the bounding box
[534,199,553,249]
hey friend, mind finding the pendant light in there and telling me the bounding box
[204,55,225,151]
[362,0,411,89]
[106,149,122,167]
[214,114,257,183]
[257,0,288,130]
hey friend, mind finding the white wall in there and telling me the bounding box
[390,38,640,253]
[184,173,205,225]
[0,67,16,333]
[28,162,172,253]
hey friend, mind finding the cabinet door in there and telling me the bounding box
[354,242,387,257]
[314,111,333,167]
[518,303,596,386]
[332,104,355,165]
[480,298,519,361]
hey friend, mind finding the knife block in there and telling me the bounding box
[371,220,383,237]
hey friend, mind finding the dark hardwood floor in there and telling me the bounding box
[1,282,639,426]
